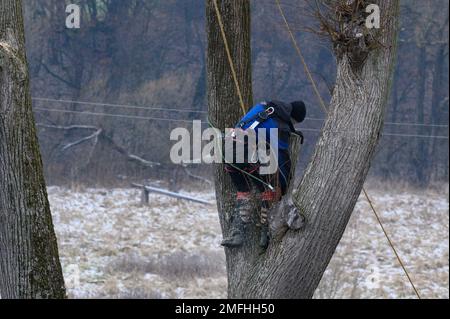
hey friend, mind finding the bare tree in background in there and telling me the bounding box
[0,0,66,298]
[206,0,400,298]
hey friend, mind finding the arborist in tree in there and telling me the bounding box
[221,100,306,249]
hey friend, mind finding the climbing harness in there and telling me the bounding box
[238,105,275,130]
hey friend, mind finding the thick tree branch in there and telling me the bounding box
[0,0,66,299]
[183,165,213,186]
[100,134,161,168]
[40,62,81,90]
[241,0,400,298]
[36,123,161,168]
[61,129,102,151]
[206,0,400,299]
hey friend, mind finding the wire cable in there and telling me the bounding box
[35,107,448,140]
[32,97,208,114]
[32,97,449,129]
[34,107,209,124]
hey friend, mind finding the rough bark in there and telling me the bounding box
[415,46,428,185]
[206,0,254,297]
[430,39,447,180]
[0,0,66,299]
[206,0,400,298]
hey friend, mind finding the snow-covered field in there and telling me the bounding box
[48,185,449,299]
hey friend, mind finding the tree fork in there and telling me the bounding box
[206,0,400,298]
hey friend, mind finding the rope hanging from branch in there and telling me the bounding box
[212,0,247,116]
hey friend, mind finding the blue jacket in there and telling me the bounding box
[236,101,292,150]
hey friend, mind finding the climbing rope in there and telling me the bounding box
[212,0,283,193]
[275,0,421,298]
[212,0,247,115]
[274,0,328,115]
[363,189,422,298]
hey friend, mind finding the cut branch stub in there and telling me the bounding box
[315,0,381,71]
[269,133,306,241]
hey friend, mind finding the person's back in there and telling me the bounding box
[237,101,289,151]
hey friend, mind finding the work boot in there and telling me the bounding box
[221,198,252,248]
[259,207,270,249]
[259,224,269,249]
[221,218,244,248]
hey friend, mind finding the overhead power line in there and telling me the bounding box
[32,97,449,129]
[34,107,208,124]
[384,122,448,128]
[382,132,448,139]
[32,97,208,114]
[34,107,449,140]
[301,127,448,139]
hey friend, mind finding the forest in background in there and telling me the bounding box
[23,0,449,187]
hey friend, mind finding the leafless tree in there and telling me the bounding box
[206,0,400,298]
[0,0,66,298]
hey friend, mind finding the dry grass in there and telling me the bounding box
[108,251,225,280]
[315,183,449,299]
[47,184,448,299]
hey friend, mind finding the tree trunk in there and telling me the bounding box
[206,0,400,298]
[430,41,447,181]
[206,0,254,297]
[0,0,66,299]
[415,46,428,186]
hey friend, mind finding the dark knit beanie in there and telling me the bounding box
[290,101,306,123]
